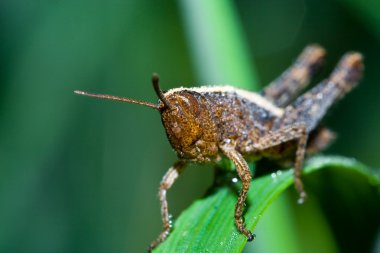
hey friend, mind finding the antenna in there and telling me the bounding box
[152,73,173,110]
[74,90,159,110]
[74,73,173,111]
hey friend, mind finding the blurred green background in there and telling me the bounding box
[0,0,379,252]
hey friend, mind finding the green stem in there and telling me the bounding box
[179,0,259,89]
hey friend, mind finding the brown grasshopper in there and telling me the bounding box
[74,45,363,251]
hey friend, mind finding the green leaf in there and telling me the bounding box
[155,156,380,252]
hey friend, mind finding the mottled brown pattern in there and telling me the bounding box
[74,45,364,252]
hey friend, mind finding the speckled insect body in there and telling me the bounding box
[75,45,363,252]
[161,86,281,162]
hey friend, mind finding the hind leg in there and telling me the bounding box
[273,52,363,132]
[270,52,363,202]
[261,45,326,107]
[245,124,309,203]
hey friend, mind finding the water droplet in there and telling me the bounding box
[297,192,307,205]
[271,172,277,179]
[260,111,268,119]
[168,214,174,228]
[276,170,282,176]
[232,177,238,183]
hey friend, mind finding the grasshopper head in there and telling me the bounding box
[159,88,219,162]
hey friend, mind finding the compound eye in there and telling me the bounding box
[178,93,200,116]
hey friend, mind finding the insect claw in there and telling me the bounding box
[247,232,256,242]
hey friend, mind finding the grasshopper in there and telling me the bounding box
[75,45,363,251]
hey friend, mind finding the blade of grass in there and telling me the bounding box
[178,0,259,89]
[155,156,379,252]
